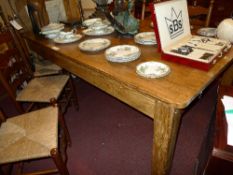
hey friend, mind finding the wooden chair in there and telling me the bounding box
[204,85,233,173]
[188,0,215,28]
[0,4,63,78]
[0,24,78,114]
[0,104,71,175]
[33,56,63,77]
[141,0,160,20]
[27,0,49,34]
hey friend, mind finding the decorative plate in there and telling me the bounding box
[41,23,64,35]
[136,61,170,78]
[82,26,114,36]
[53,34,82,44]
[41,23,64,32]
[83,18,102,27]
[197,28,217,37]
[105,45,141,63]
[78,38,111,52]
[41,27,64,35]
[89,21,109,30]
[134,32,157,45]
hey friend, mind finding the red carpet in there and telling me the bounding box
[0,77,218,175]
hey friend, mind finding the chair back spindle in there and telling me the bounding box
[188,0,215,27]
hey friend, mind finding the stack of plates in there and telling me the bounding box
[134,32,157,45]
[105,45,141,63]
[78,38,111,52]
[82,18,114,36]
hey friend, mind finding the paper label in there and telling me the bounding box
[221,95,233,146]
[10,20,23,30]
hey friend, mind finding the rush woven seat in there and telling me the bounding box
[0,105,71,175]
[16,75,69,103]
[33,58,62,77]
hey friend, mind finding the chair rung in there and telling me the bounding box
[22,168,58,175]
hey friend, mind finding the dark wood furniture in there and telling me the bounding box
[210,0,233,27]
[188,0,233,27]
[188,0,215,27]
[24,19,233,175]
[204,85,233,174]
[0,24,78,114]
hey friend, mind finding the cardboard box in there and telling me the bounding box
[150,0,231,71]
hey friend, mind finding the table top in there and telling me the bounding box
[24,20,233,117]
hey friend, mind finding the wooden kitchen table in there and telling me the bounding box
[24,20,233,175]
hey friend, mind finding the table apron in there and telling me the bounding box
[28,40,156,119]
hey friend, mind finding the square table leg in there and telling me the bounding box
[152,100,183,175]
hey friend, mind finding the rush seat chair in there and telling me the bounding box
[0,23,78,114]
[0,104,71,175]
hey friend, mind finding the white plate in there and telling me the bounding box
[41,23,64,35]
[83,18,102,27]
[136,61,170,78]
[105,45,141,63]
[82,26,114,36]
[197,28,217,37]
[53,34,82,44]
[41,23,64,32]
[89,21,109,30]
[45,32,60,39]
[78,38,111,52]
[134,32,157,45]
[41,27,64,35]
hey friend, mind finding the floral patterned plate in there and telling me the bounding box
[78,38,111,52]
[136,61,170,78]
[83,18,102,27]
[53,34,82,44]
[82,26,114,36]
[41,23,64,34]
[134,32,157,45]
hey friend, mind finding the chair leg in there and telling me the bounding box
[50,99,71,146]
[50,148,69,175]
[0,163,13,175]
[69,76,79,111]
[58,111,72,147]
[14,162,24,175]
